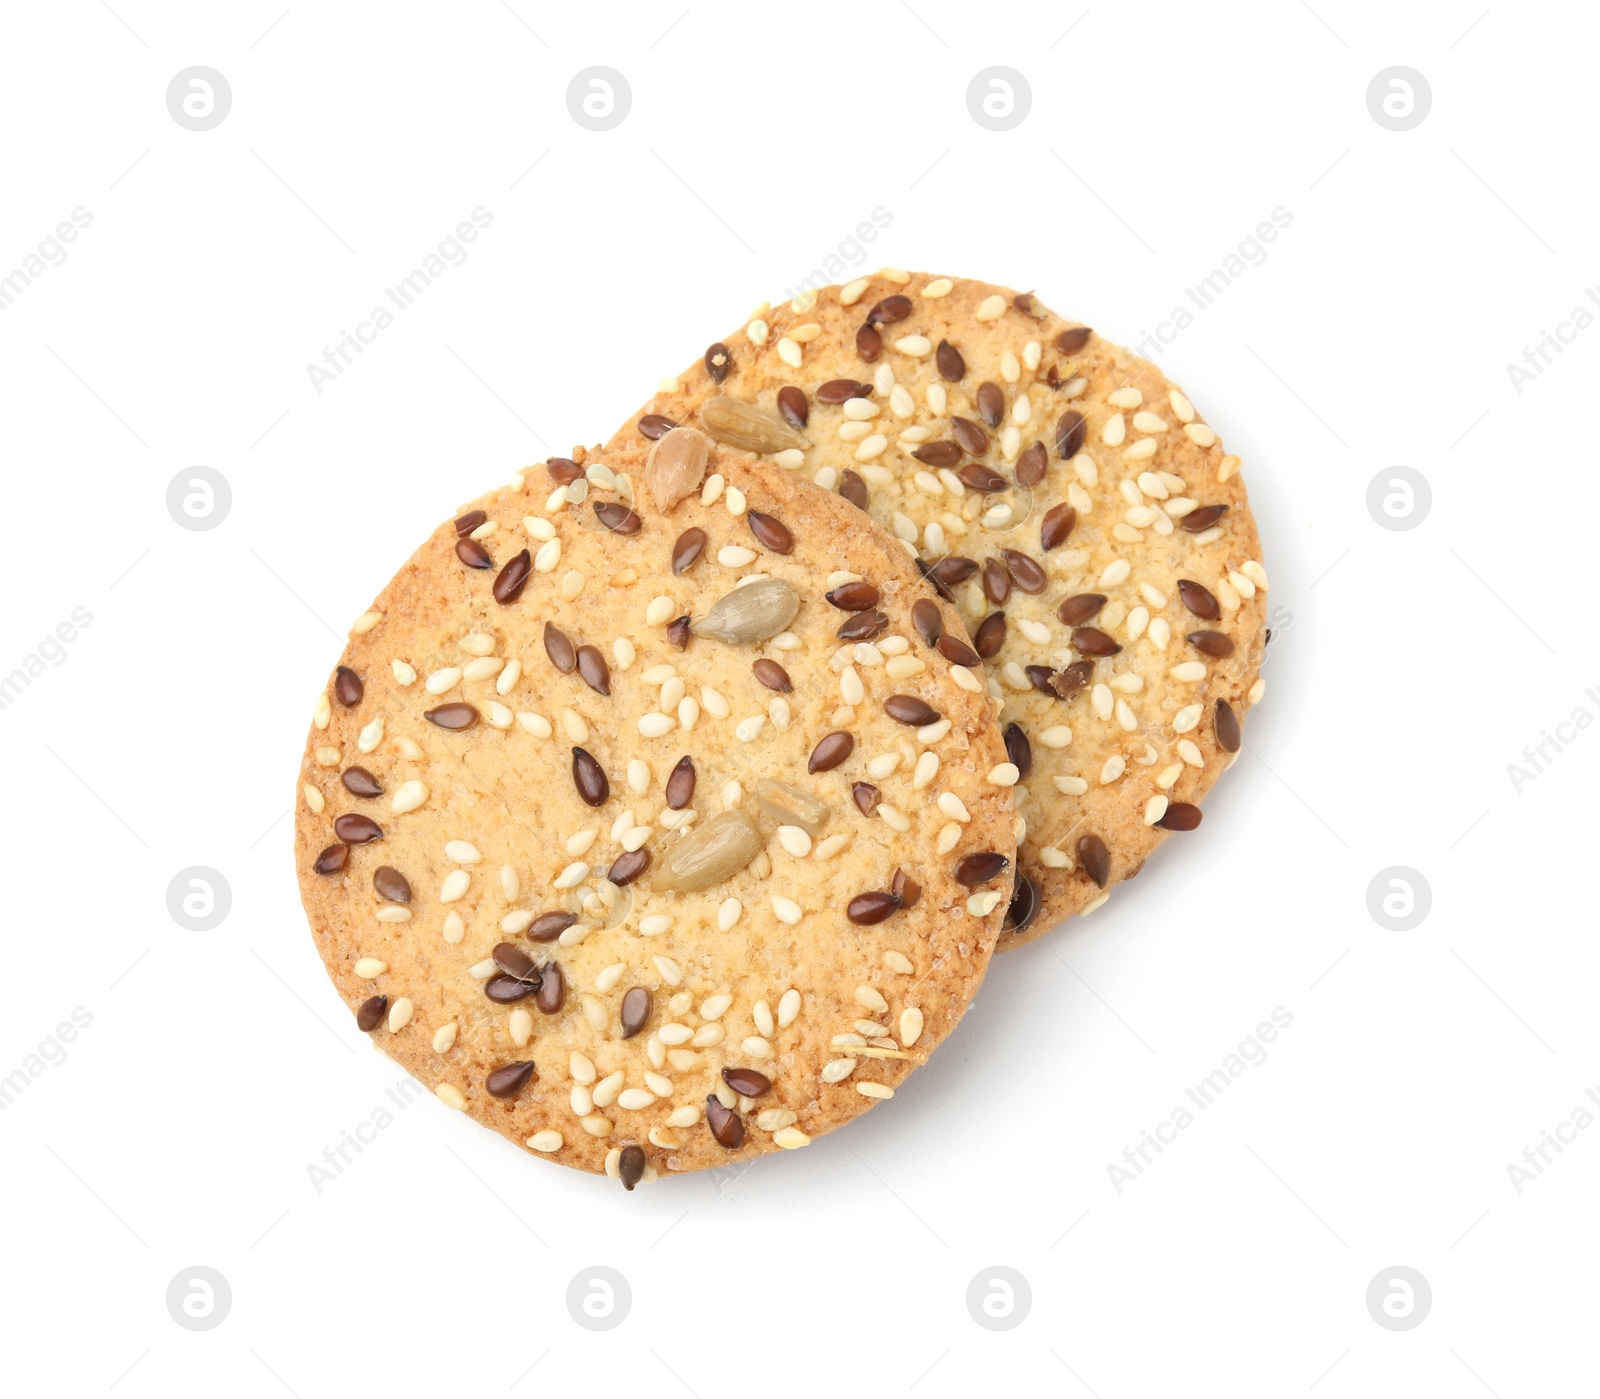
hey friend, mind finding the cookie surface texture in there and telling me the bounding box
[610,273,1268,946]
[295,438,1015,1181]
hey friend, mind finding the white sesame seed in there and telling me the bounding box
[894,335,931,357]
[1039,725,1073,749]
[742,1036,773,1058]
[436,1084,466,1111]
[552,861,589,890]
[917,719,951,744]
[735,715,766,742]
[771,894,803,925]
[855,984,888,1014]
[988,762,1020,786]
[878,804,910,832]
[389,779,427,815]
[1101,755,1126,783]
[1053,774,1090,796]
[840,277,870,306]
[620,822,654,852]
[442,911,464,944]
[937,791,971,822]
[854,433,887,461]
[354,957,387,978]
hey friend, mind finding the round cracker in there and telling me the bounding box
[610,273,1268,947]
[295,442,1015,1182]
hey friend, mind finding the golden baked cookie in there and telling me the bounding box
[609,273,1268,947]
[294,436,1015,1184]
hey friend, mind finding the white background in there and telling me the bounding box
[0,1,1591,1394]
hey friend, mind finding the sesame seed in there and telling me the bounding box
[390,779,427,815]
[937,791,971,822]
[552,861,589,890]
[526,1130,563,1152]
[898,1007,924,1046]
[436,1084,466,1110]
[772,895,803,925]
[735,715,766,742]
[777,826,812,858]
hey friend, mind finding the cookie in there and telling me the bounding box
[294,434,1016,1184]
[609,272,1268,948]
